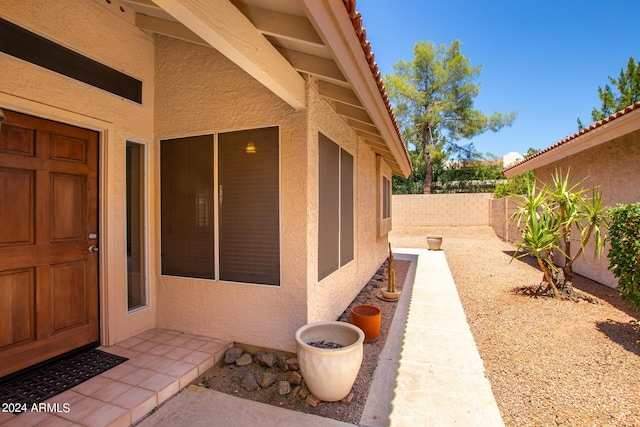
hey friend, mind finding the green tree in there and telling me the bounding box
[385,40,516,194]
[578,57,640,129]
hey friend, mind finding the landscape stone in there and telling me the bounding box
[306,394,321,407]
[299,382,309,398]
[256,351,277,368]
[224,348,244,364]
[241,372,258,391]
[236,353,253,367]
[277,355,289,371]
[278,380,291,395]
[288,371,302,386]
[285,357,299,371]
[257,372,278,389]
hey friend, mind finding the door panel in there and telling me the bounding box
[0,110,99,377]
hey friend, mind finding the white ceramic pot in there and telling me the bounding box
[295,321,364,402]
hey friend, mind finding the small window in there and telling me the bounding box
[126,141,148,311]
[318,133,354,281]
[382,176,391,219]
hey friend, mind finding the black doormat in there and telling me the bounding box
[0,349,128,413]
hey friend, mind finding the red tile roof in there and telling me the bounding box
[343,0,409,166]
[504,101,640,174]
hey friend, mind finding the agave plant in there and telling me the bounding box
[511,169,609,298]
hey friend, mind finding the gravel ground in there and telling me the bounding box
[392,225,640,427]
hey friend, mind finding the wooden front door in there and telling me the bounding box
[0,110,99,378]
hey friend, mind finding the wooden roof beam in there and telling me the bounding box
[152,0,306,111]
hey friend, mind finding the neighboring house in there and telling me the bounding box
[501,151,523,168]
[0,0,411,377]
[504,102,640,288]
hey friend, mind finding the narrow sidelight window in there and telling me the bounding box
[126,141,148,311]
[382,176,391,219]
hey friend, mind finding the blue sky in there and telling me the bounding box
[356,1,640,159]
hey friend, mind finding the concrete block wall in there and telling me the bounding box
[392,193,492,227]
[489,196,521,243]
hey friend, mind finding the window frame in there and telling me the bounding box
[317,132,354,282]
[126,139,150,313]
[377,155,392,237]
[159,126,282,287]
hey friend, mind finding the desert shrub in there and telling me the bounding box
[608,203,640,311]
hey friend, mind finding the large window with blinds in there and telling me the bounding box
[318,133,354,282]
[160,127,280,285]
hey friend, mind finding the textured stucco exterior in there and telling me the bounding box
[153,36,308,351]
[0,0,157,345]
[533,131,640,288]
[305,84,390,326]
[1,1,396,355]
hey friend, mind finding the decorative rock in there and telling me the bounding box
[299,382,310,398]
[241,372,258,391]
[288,371,302,386]
[277,356,289,371]
[224,348,244,364]
[306,394,321,407]
[257,372,277,389]
[341,392,355,405]
[278,380,291,395]
[285,358,299,371]
[236,353,253,367]
[256,351,277,368]
[292,385,301,397]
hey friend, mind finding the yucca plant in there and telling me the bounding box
[511,169,609,298]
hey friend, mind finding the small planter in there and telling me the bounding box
[350,305,381,342]
[295,321,364,402]
[427,235,443,250]
[379,289,401,301]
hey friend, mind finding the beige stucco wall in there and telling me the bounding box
[534,131,640,288]
[305,85,390,325]
[392,193,492,227]
[153,36,312,352]
[0,0,157,345]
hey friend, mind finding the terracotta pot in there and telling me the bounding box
[295,321,364,402]
[350,305,381,342]
[427,235,443,250]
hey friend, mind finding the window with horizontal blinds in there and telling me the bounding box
[318,133,354,282]
[161,135,215,279]
[160,128,280,285]
[218,127,280,285]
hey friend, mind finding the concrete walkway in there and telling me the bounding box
[138,249,503,427]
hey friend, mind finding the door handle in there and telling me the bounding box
[88,245,99,253]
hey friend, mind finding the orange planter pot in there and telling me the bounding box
[350,305,381,342]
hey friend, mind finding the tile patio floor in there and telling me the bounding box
[0,329,232,427]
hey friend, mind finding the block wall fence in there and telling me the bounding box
[392,193,521,242]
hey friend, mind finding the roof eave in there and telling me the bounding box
[299,0,412,177]
[504,103,640,178]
